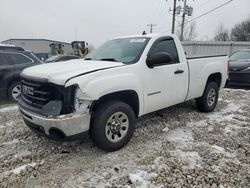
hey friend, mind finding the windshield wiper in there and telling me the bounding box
[100,58,119,62]
[85,57,124,64]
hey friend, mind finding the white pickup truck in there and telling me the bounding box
[18,33,228,151]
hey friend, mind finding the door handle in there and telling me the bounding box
[174,70,184,74]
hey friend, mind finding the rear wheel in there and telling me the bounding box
[8,82,21,102]
[90,100,135,152]
[196,82,219,112]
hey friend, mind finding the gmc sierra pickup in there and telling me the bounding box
[18,33,228,152]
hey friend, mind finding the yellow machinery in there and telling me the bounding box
[71,41,89,57]
[49,43,64,55]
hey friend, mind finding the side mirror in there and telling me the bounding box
[146,52,172,68]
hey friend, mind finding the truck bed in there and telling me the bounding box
[187,54,227,60]
[186,55,228,101]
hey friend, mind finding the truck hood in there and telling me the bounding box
[22,59,124,85]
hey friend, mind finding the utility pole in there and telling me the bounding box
[180,0,187,41]
[147,24,157,33]
[171,0,177,34]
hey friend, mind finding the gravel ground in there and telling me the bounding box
[0,89,249,188]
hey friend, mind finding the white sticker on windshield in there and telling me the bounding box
[130,38,146,43]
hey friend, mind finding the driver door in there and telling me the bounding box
[142,38,188,114]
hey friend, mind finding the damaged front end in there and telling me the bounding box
[18,75,93,141]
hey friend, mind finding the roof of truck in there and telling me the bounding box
[113,33,175,39]
[0,43,16,47]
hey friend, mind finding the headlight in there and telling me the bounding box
[74,87,92,113]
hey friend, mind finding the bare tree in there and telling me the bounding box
[231,17,250,41]
[214,23,230,41]
[176,22,197,41]
[186,22,197,41]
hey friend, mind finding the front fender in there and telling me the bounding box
[65,72,144,116]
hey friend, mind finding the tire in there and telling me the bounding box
[196,82,219,112]
[8,82,21,102]
[90,100,136,152]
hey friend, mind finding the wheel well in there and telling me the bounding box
[91,90,140,117]
[206,73,222,88]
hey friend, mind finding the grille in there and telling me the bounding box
[20,77,75,114]
[21,78,54,108]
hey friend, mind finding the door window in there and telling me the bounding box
[8,53,33,65]
[0,53,10,65]
[149,39,180,64]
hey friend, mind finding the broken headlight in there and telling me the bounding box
[74,87,92,113]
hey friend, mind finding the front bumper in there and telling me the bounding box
[19,106,91,141]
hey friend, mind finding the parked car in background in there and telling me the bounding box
[0,44,25,52]
[0,50,42,102]
[34,53,52,62]
[228,49,250,87]
[45,55,80,63]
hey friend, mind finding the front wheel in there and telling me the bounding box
[8,82,21,102]
[90,101,136,152]
[196,82,219,112]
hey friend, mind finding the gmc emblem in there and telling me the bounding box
[22,85,34,95]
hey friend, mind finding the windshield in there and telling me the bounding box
[85,37,150,64]
[230,51,250,61]
[45,55,59,62]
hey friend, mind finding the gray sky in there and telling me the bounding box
[0,0,249,47]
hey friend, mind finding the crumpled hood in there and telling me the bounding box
[22,59,124,85]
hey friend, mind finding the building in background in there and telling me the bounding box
[1,38,73,61]
[182,41,250,57]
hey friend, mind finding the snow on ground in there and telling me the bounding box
[0,89,249,187]
[211,145,225,153]
[0,121,15,129]
[11,163,38,175]
[165,128,194,143]
[0,105,18,113]
[0,139,20,146]
[129,170,158,188]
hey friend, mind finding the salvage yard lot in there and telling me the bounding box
[0,89,249,188]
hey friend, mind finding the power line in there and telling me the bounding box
[160,0,234,33]
[185,0,233,24]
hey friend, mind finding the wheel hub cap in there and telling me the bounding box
[105,112,129,143]
[207,88,216,106]
[12,85,21,101]
[111,120,121,133]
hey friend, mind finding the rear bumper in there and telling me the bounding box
[228,72,250,87]
[227,82,250,87]
[19,106,91,141]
